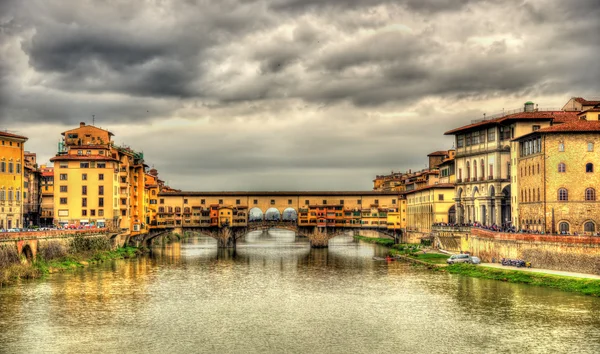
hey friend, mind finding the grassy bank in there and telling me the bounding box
[0,236,145,287]
[442,264,600,297]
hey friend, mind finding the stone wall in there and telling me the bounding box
[468,228,600,274]
[0,228,109,241]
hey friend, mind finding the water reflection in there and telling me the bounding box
[0,230,599,354]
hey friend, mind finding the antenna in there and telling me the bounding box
[92,114,95,126]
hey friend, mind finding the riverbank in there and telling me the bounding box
[0,236,146,287]
[353,235,600,297]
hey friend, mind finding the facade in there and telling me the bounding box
[40,165,54,226]
[445,102,578,227]
[50,122,149,235]
[405,184,455,232]
[515,119,600,234]
[0,131,28,230]
[23,152,42,226]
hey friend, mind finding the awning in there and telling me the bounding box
[97,219,106,223]
[80,219,89,223]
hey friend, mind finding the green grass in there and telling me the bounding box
[353,235,395,247]
[408,253,449,264]
[1,247,144,287]
[443,263,600,297]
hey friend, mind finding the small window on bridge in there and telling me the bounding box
[219,199,223,204]
[305,200,309,205]
[201,199,205,204]
[236,199,240,205]
[254,199,258,205]
[392,199,396,204]
[357,199,361,205]
[322,200,327,205]
[340,200,344,205]
[288,199,292,205]
[184,199,188,204]
[271,199,275,205]
[160,199,164,204]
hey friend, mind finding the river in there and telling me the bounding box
[1,230,599,353]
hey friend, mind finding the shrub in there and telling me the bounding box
[39,241,67,260]
[69,235,112,254]
[0,244,20,268]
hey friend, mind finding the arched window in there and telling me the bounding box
[558,163,566,173]
[175,207,181,213]
[158,207,165,213]
[537,164,540,174]
[537,188,540,202]
[466,161,470,180]
[558,188,568,201]
[559,222,569,233]
[480,159,485,179]
[584,222,596,232]
[586,163,594,173]
[184,207,190,213]
[585,188,596,201]
[473,160,477,179]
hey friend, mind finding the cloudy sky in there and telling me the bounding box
[0,0,598,191]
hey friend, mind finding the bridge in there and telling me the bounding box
[135,221,366,249]
[144,190,404,248]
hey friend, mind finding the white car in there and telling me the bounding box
[470,256,481,264]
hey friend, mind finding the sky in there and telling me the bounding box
[0,0,598,191]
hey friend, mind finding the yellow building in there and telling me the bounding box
[0,131,27,229]
[405,184,455,233]
[50,122,149,235]
[40,165,54,226]
[515,119,600,234]
[23,152,41,226]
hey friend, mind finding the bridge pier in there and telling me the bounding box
[216,227,236,249]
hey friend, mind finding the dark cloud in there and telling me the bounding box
[0,0,599,189]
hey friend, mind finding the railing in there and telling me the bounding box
[432,225,472,233]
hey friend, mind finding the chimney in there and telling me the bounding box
[80,122,85,127]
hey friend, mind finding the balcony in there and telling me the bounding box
[488,176,494,180]
[465,177,470,182]
[479,177,484,181]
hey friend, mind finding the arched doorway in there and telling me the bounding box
[265,208,281,221]
[282,208,297,221]
[249,207,264,222]
[448,205,456,224]
[501,185,511,226]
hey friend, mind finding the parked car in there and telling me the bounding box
[470,256,481,264]
[446,254,472,264]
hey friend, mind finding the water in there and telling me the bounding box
[1,230,599,353]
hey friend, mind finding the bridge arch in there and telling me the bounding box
[21,244,34,262]
[282,207,298,221]
[249,207,264,222]
[265,208,281,221]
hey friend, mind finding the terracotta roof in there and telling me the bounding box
[41,171,54,177]
[575,98,600,106]
[427,150,448,156]
[0,131,28,140]
[444,111,579,135]
[516,120,600,141]
[50,155,119,162]
[402,183,455,195]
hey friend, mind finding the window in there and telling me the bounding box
[184,198,188,204]
[8,162,13,173]
[588,143,594,152]
[532,125,540,131]
[99,186,104,195]
[99,197,104,207]
[487,128,495,142]
[175,207,181,213]
[584,222,595,232]
[585,188,596,201]
[121,210,126,216]
[559,222,569,233]
[340,200,345,205]
[489,164,493,179]
[90,209,96,216]
[558,143,565,152]
[438,194,444,201]
[586,163,594,173]
[82,186,87,195]
[473,161,477,179]
[160,198,164,204]
[59,162,68,168]
[558,163,566,173]
[60,197,67,204]
[357,199,362,205]
[538,188,541,202]
[16,163,21,174]
[288,199,292,205]
[99,174,104,181]
[0,162,5,172]
[322,200,327,205]
[392,199,396,204]
[98,209,104,216]
[253,199,258,205]
[558,188,568,201]
[480,159,484,179]
[82,198,87,207]
[80,162,89,168]
[457,135,464,148]
[472,131,480,145]
[270,199,274,205]
[97,162,106,168]
[159,207,165,213]
[374,199,379,205]
[201,199,205,205]
[82,210,87,216]
[465,134,471,146]
[60,185,68,192]
[82,174,87,181]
